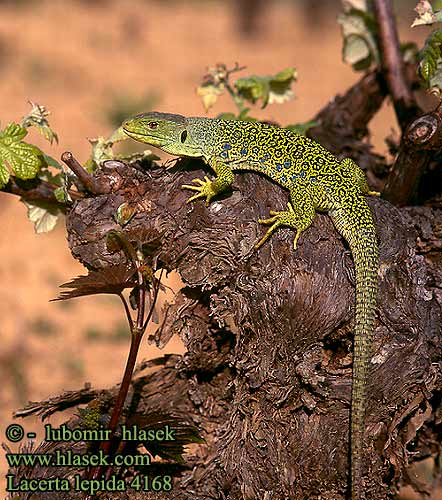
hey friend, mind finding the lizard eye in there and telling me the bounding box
[148,121,158,129]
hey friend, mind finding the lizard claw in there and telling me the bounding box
[255,203,301,250]
[182,176,216,206]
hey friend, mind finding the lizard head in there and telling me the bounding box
[122,112,203,157]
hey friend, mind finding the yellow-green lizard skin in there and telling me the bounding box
[122,112,379,500]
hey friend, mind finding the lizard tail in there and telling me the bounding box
[330,203,378,500]
[350,238,378,500]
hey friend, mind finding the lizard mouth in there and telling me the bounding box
[122,126,170,147]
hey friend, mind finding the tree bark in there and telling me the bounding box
[10,156,442,499]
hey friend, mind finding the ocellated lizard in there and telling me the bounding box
[122,112,379,500]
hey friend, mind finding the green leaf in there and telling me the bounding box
[21,101,58,144]
[285,119,318,135]
[1,122,28,142]
[0,160,10,188]
[428,57,442,90]
[418,29,442,87]
[234,67,296,109]
[338,7,379,71]
[42,153,62,169]
[54,186,69,203]
[267,67,297,105]
[23,201,60,234]
[0,122,43,182]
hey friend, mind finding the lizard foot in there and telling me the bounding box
[255,202,302,250]
[181,176,217,206]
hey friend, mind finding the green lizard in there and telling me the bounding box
[122,112,379,500]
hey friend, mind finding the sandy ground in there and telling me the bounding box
[0,1,428,498]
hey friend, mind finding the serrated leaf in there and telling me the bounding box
[268,67,296,105]
[1,122,28,142]
[52,264,137,301]
[196,83,224,112]
[234,68,296,108]
[0,122,43,182]
[0,160,10,188]
[21,101,58,144]
[235,76,269,106]
[127,412,204,464]
[0,140,42,180]
[23,201,60,233]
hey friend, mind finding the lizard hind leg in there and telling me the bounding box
[255,186,316,250]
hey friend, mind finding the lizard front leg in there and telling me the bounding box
[182,159,234,206]
[256,183,316,250]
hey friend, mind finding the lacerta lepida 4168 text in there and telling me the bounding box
[122,112,379,500]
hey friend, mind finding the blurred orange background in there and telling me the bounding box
[0,1,428,498]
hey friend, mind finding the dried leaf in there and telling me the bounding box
[338,7,379,71]
[127,411,204,464]
[412,0,437,27]
[23,200,60,233]
[52,264,137,301]
[196,83,224,112]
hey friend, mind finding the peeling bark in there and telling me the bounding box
[10,157,442,499]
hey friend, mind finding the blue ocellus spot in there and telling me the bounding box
[281,175,287,184]
[240,148,248,155]
[310,176,317,183]
[264,153,270,159]
[300,170,306,178]
[276,164,282,172]
[284,160,291,168]
[221,151,228,159]
[291,173,298,181]
[223,143,231,150]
